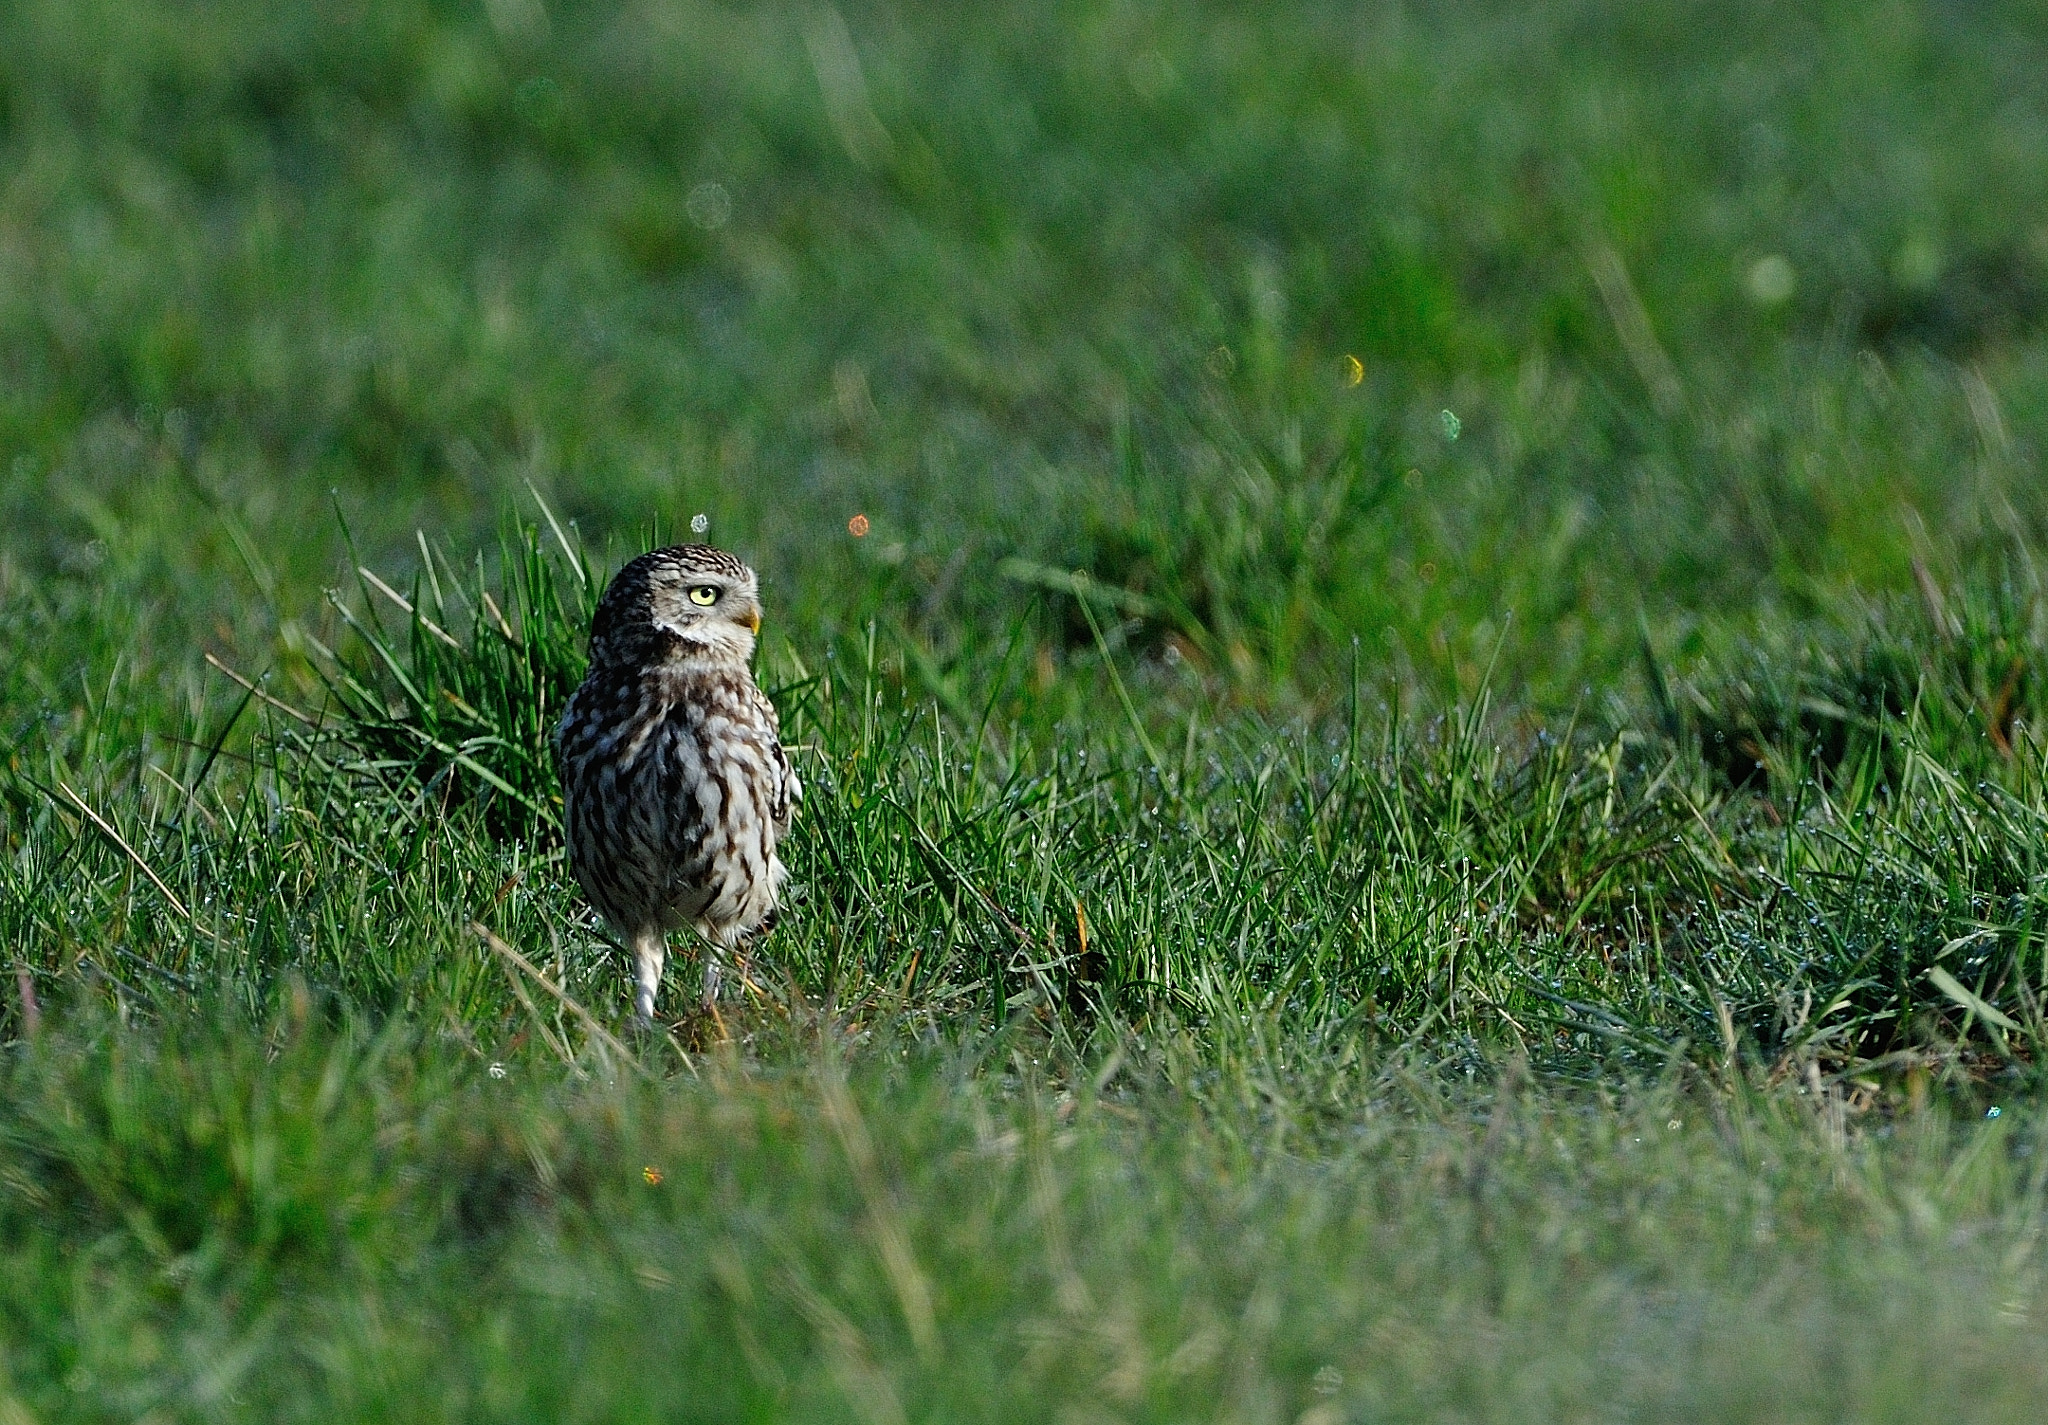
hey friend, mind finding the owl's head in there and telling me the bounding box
[588,544,764,667]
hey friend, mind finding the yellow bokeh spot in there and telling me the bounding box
[1342,354,1364,387]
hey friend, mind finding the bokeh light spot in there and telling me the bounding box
[1745,254,1796,306]
[685,181,732,231]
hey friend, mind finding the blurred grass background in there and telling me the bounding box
[4,0,2044,701]
[6,1,2048,1418]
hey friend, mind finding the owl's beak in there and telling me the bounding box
[744,609,762,634]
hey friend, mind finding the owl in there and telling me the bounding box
[555,544,799,1023]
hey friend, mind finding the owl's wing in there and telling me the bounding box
[751,683,800,836]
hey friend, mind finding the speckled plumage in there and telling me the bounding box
[555,544,798,1021]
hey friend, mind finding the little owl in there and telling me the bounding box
[555,545,798,1022]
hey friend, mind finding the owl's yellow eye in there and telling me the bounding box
[687,585,720,606]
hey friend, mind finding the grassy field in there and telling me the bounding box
[5,0,2048,1418]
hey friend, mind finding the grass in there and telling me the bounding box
[8,1014,2048,1422]
[4,0,2048,1418]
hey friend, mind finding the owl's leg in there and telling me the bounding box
[700,940,724,1003]
[630,927,667,1024]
